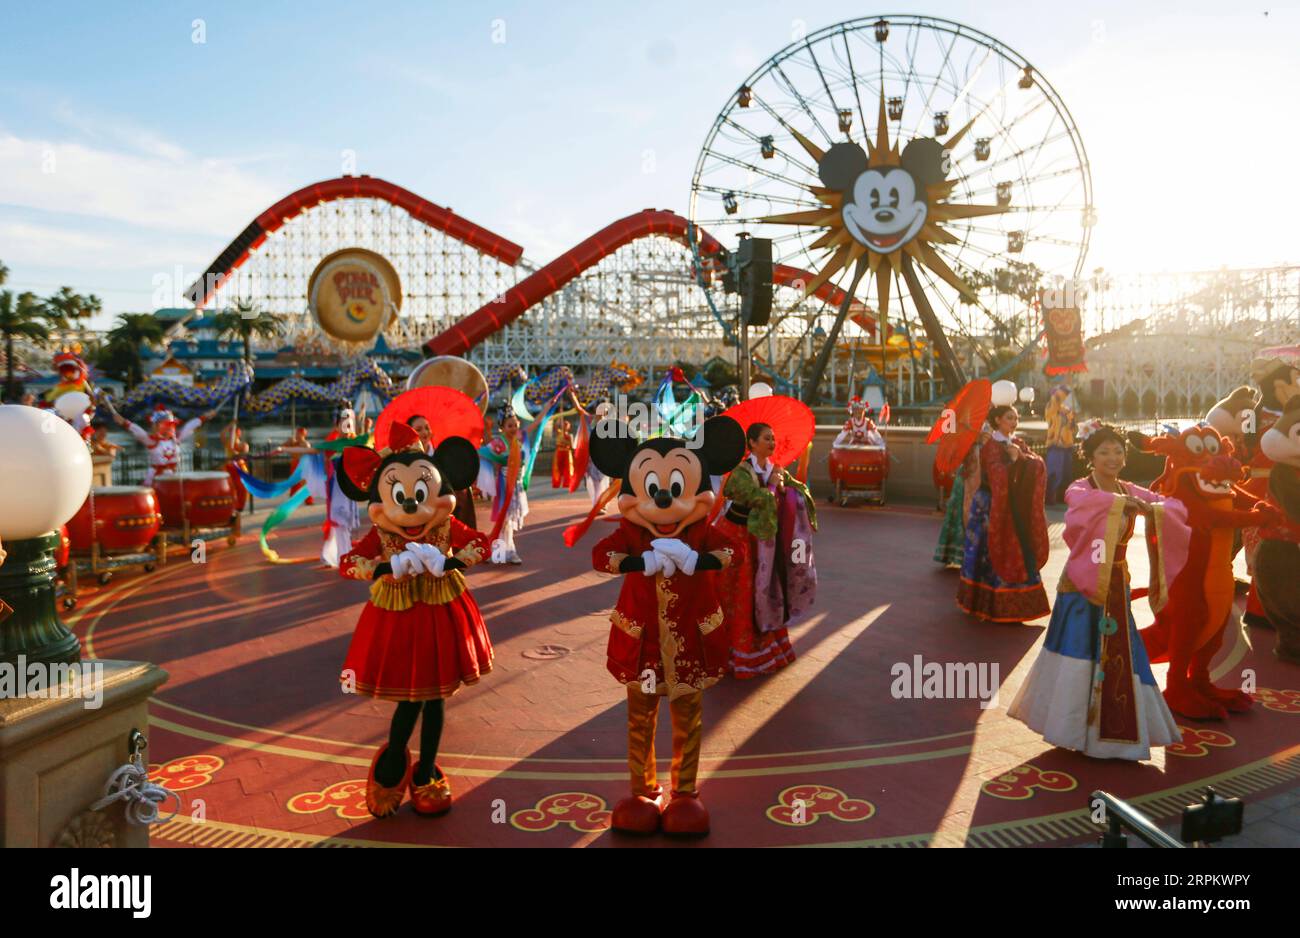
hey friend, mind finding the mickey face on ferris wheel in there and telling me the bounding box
[817,137,949,254]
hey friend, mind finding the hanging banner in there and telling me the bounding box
[1040,291,1087,375]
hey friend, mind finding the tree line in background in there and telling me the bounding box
[0,261,286,401]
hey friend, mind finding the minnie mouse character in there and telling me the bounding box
[588,415,746,836]
[335,421,492,818]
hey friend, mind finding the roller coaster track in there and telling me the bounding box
[185,175,881,362]
[423,208,882,357]
[183,175,525,308]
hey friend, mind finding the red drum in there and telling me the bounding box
[829,444,889,504]
[155,472,236,529]
[67,486,162,554]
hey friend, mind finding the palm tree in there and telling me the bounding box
[0,291,52,401]
[0,260,9,287]
[45,286,102,334]
[213,299,285,364]
[104,313,165,388]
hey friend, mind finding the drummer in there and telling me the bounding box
[833,397,884,448]
[110,404,217,486]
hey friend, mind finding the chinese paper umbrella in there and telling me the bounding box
[722,394,815,468]
[374,385,485,451]
[927,378,991,474]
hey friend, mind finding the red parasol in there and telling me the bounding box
[927,378,991,474]
[374,386,485,451]
[722,395,816,468]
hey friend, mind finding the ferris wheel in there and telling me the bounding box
[688,14,1093,398]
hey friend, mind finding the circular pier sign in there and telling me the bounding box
[307,247,401,344]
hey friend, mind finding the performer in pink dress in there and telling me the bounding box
[1009,424,1190,760]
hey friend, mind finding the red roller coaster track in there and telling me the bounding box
[424,208,884,357]
[187,175,883,353]
[184,175,525,307]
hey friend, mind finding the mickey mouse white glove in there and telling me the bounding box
[651,538,698,576]
[409,542,447,577]
[641,550,662,577]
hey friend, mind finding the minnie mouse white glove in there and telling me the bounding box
[390,550,426,580]
[409,542,447,577]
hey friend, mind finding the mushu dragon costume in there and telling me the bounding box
[586,414,747,836]
[1138,425,1282,720]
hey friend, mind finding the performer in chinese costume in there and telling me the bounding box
[336,421,491,818]
[1043,384,1077,505]
[713,418,817,678]
[477,407,530,564]
[833,396,884,448]
[1009,424,1189,760]
[320,401,366,568]
[551,419,575,490]
[933,430,987,568]
[111,403,215,486]
[221,421,251,512]
[956,398,1051,623]
[587,415,746,835]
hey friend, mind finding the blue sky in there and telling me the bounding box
[1,1,1297,328]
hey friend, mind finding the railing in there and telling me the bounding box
[109,443,301,489]
[1091,787,1244,847]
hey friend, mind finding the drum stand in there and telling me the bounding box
[65,535,169,599]
[167,512,242,553]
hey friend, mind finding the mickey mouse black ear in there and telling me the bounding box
[818,142,869,190]
[699,415,746,475]
[589,418,639,479]
[900,137,949,189]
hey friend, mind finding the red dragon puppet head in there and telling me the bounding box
[1143,425,1250,501]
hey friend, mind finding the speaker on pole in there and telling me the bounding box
[738,236,773,327]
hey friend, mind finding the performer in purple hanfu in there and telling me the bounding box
[1009,424,1191,761]
[714,418,818,678]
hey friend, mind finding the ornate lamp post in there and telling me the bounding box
[0,405,93,665]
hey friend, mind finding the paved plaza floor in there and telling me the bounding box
[67,490,1300,847]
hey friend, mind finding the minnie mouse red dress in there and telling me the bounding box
[340,520,492,701]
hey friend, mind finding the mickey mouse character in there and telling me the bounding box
[588,415,746,836]
[818,137,948,254]
[335,421,492,818]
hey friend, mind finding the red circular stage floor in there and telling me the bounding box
[69,492,1300,848]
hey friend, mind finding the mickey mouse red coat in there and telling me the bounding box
[593,518,738,695]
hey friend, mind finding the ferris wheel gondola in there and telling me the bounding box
[688,14,1094,400]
